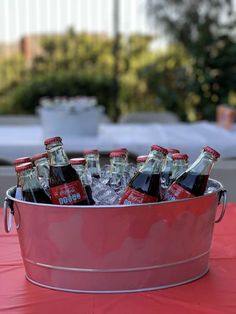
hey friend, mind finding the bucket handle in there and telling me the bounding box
[4,196,14,233]
[215,189,227,223]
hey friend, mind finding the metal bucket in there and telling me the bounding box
[4,179,227,293]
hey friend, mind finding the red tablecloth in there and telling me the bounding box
[1,204,236,314]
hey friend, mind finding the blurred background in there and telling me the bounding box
[0,0,235,121]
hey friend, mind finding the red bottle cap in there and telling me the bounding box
[172,153,189,161]
[203,146,220,159]
[167,148,180,154]
[150,145,168,155]
[15,162,33,172]
[109,151,126,158]
[44,136,62,146]
[70,158,86,165]
[136,155,148,163]
[32,152,48,161]
[14,157,31,166]
[83,149,99,155]
[111,148,128,154]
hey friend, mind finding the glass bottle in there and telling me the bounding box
[113,148,137,180]
[163,146,220,201]
[32,152,50,194]
[171,153,189,182]
[15,162,51,204]
[70,158,95,205]
[15,156,31,166]
[136,155,148,170]
[107,151,127,194]
[44,136,89,205]
[119,145,168,205]
[14,156,31,200]
[111,148,128,164]
[83,149,101,179]
[101,148,129,184]
[161,148,180,189]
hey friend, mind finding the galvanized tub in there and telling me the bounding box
[4,179,227,293]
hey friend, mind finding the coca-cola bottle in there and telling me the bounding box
[119,145,168,205]
[111,148,128,164]
[163,146,220,201]
[110,147,136,182]
[70,158,95,205]
[15,162,51,204]
[107,151,128,194]
[15,156,31,166]
[161,148,180,189]
[32,152,49,194]
[112,147,139,182]
[101,148,131,184]
[171,153,189,182]
[136,155,148,170]
[14,157,31,199]
[44,137,89,205]
[83,149,101,179]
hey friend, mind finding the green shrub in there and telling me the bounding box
[7,72,114,114]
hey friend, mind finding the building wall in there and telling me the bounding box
[0,42,20,57]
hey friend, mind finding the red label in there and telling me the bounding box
[119,186,159,205]
[164,182,194,201]
[50,180,87,205]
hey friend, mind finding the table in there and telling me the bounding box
[1,121,236,162]
[0,204,236,314]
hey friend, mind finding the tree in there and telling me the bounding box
[0,29,165,117]
[141,45,192,121]
[147,0,236,120]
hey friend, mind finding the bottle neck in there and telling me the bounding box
[137,162,145,170]
[162,153,173,173]
[73,164,90,186]
[85,154,101,177]
[172,159,188,180]
[186,151,216,176]
[35,157,49,179]
[110,157,126,175]
[19,168,43,191]
[140,150,166,174]
[46,142,69,167]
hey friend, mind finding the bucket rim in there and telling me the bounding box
[6,178,224,209]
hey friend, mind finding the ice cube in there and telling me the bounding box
[91,178,120,205]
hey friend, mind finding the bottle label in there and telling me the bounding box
[164,182,194,201]
[50,180,87,205]
[119,186,158,205]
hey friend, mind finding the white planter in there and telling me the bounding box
[38,106,103,137]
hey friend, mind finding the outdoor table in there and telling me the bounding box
[0,121,236,163]
[0,203,235,314]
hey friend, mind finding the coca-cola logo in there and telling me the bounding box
[124,199,132,205]
[128,193,142,204]
[164,191,176,201]
[59,186,76,197]
[59,192,81,205]
[165,183,193,201]
[50,180,86,205]
[121,186,158,205]
[123,188,143,204]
